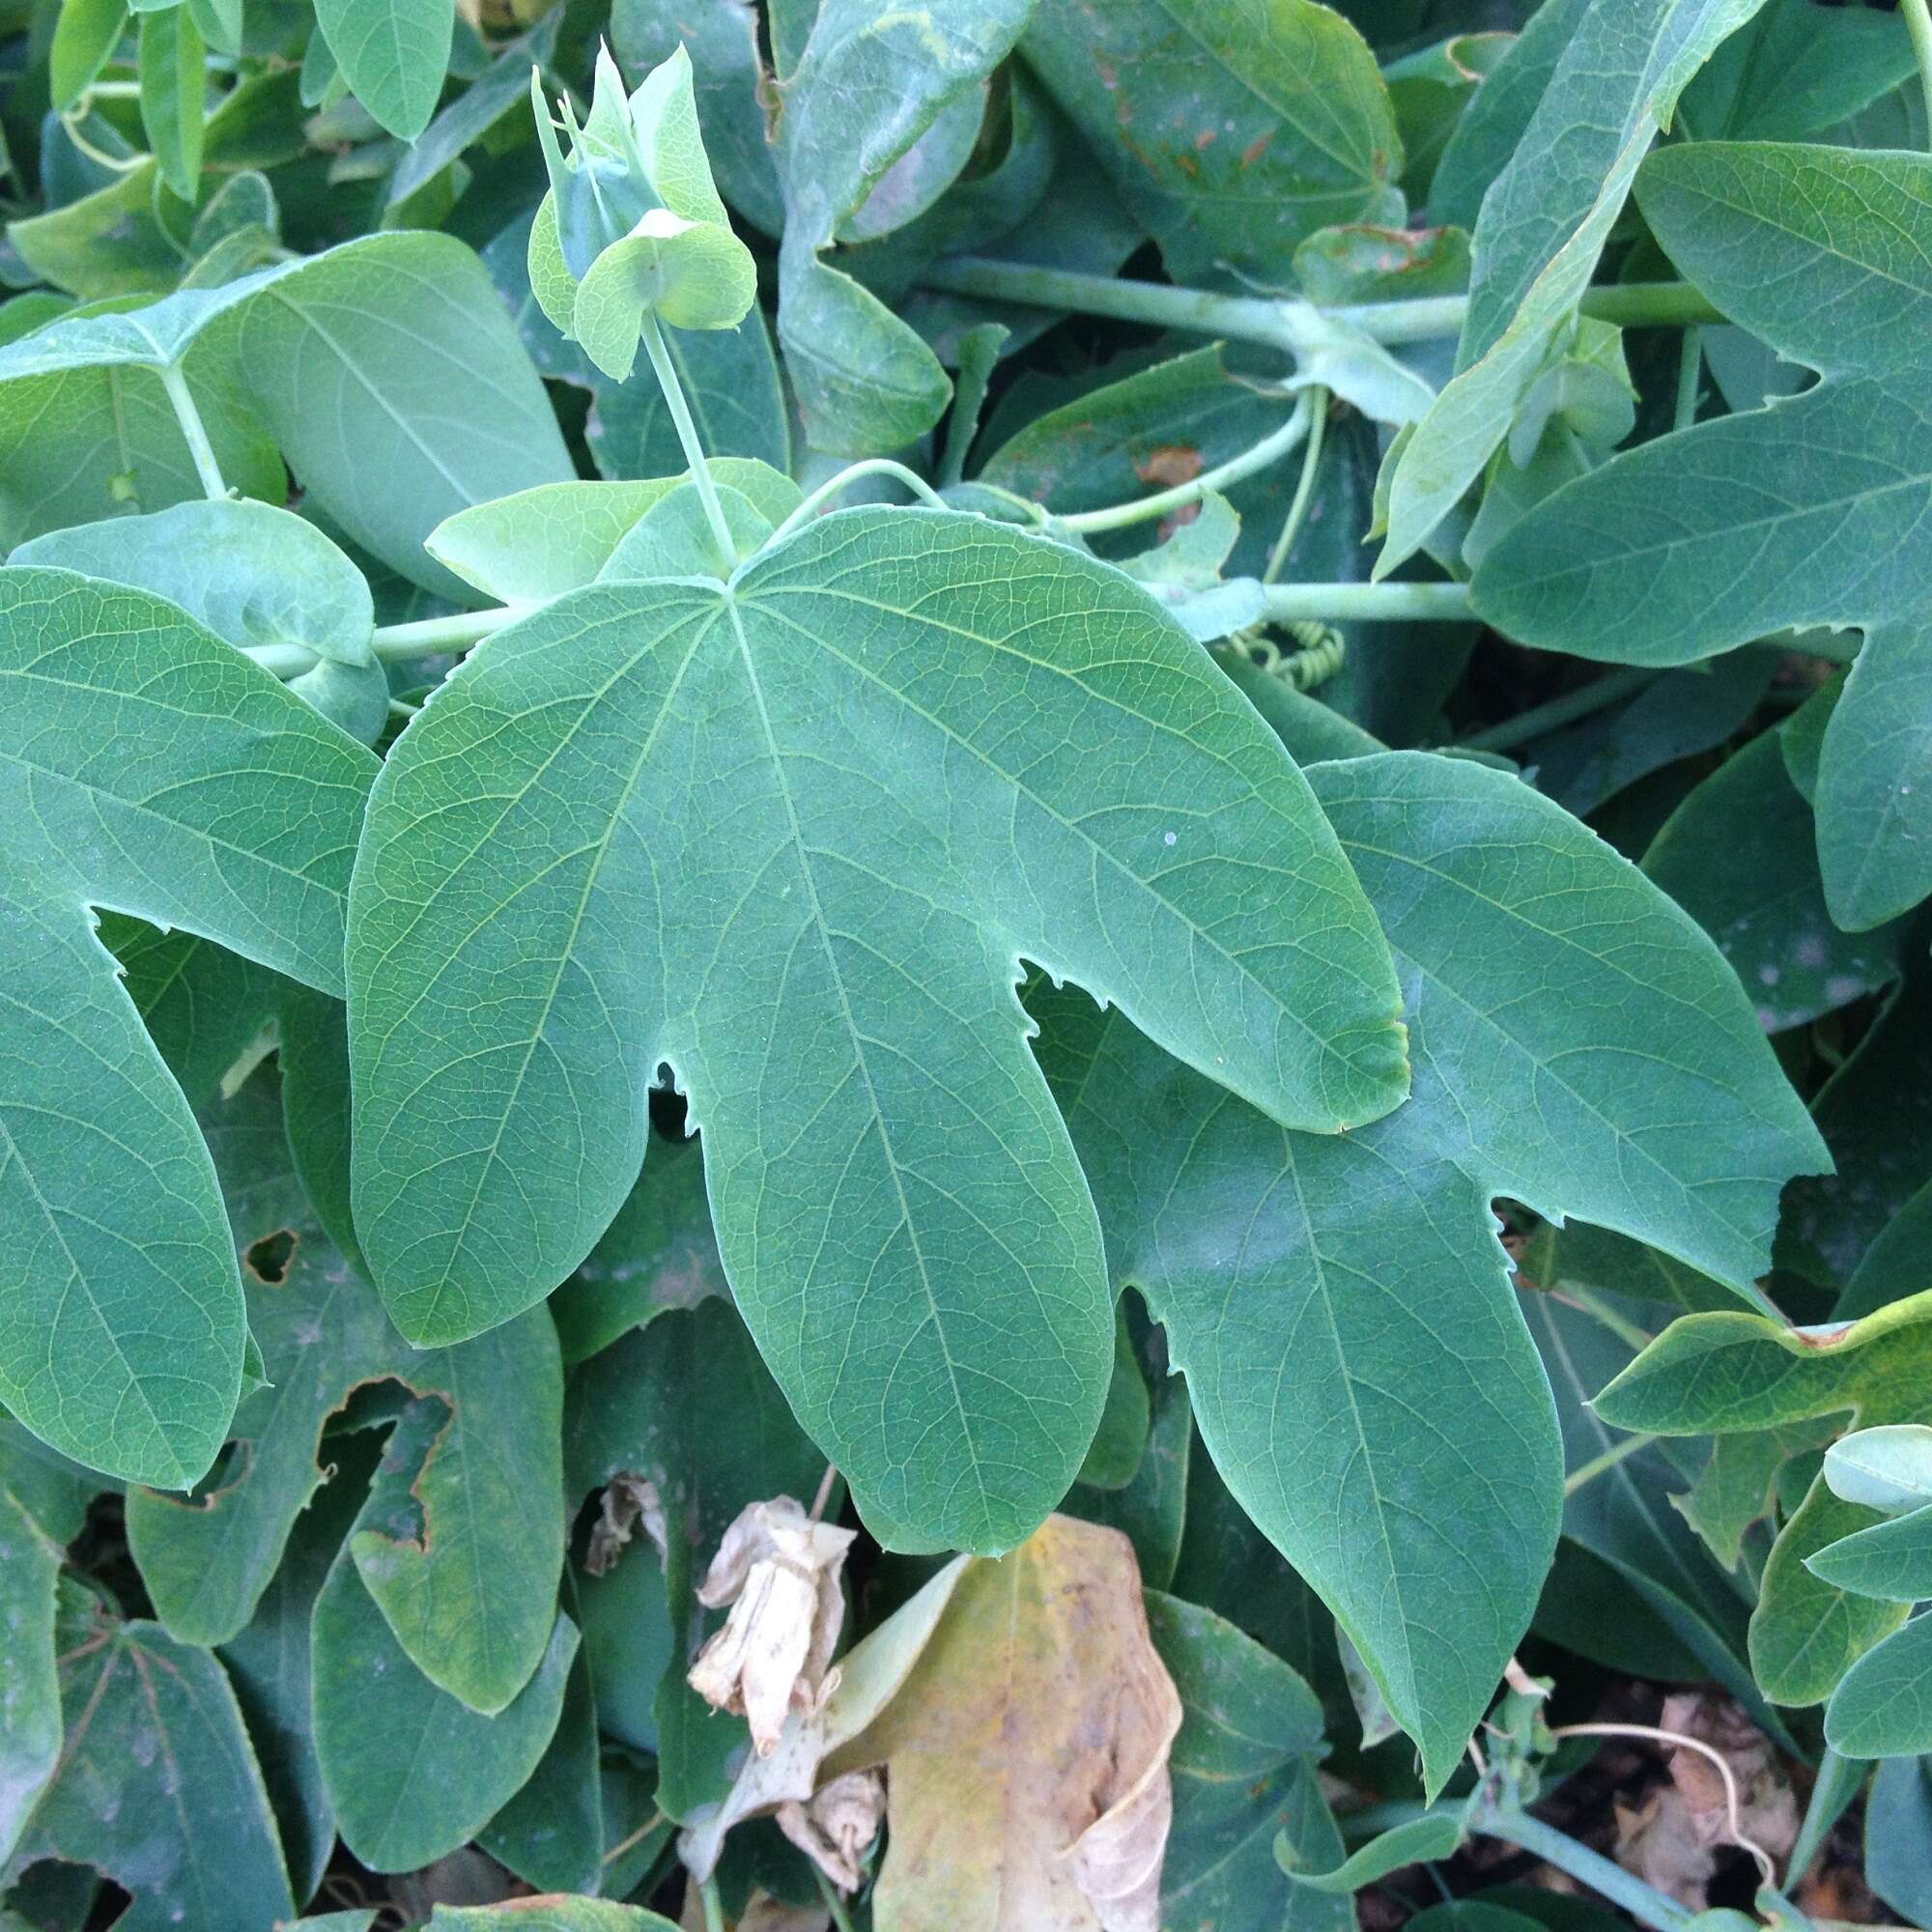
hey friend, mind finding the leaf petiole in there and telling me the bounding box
[1258,580,1471,624]
[1263,386,1329,584]
[158,363,228,500]
[1903,0,1932,140]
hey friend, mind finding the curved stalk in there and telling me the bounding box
[1059,393,1312,536]
[1263,387,1329,585]
[763,459,953,551]
[158,363,228,500]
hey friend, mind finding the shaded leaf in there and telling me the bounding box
[9,1616,296,1928]
[1020,0,1403,283]
[311,1528,578,1872]
[1641,734,1902,1034]
[125,1070,563,1721]
[1148,1592,1349,1932]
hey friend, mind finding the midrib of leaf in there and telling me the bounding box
[752,583,1373,1097]
[723,595,998,1543]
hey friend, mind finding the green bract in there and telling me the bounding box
[530,44,756,379]
[7,2,1932,1924]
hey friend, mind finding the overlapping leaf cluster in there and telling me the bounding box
[4,0,1932,1926]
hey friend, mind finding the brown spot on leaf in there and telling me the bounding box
[1240,130,1273,168]
[1135,445,1203,487]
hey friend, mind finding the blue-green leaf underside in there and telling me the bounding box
[348,507,1407,1555]
[0,570,377,1488]
[1034,749,1824,1790]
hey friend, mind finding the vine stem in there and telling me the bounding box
[1059,391,1313,535]
[1550,1722,1776,1887]
[1460,665,1658,753]
[1480,1810,1697,1932]
[158,362,228,499]
[918,256,1724,351]
[1562,1431,1659,1496]
[1258,580,1471,623]
[698,1876,725,1932]
[639,311,737,564]
[1903,0,1932,139]
[814,1867,858,1932]
[371,607,527,660]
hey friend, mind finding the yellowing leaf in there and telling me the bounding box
[825,1515,1182,1932]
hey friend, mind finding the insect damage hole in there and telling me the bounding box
[244,1228,298,1284]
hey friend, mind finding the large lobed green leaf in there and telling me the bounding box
[0,570,377,1489]
[1475,142,1932,929]
[1033,748,1821,1790]
[348,508,1408,1556]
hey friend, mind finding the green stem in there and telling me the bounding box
[1060,392,1312,535]
[371,607,525,660]
[159,362,228,499]
[918,257,1724,352]
[1786,1748,1867,1890]
[1559,1286,1656,1354]
[1564,1431,1660,1496]
[1481,1810,1696,1932]
[639,311,737,564]
[1461,666,1658,753]
[1902,0,1932,139]
[764,458,954,551]
[814,1868,858,1932]
[1262,387,1328,585]
[1674,324,1703,432]
[1258,580,1472,624]
[698,1876,725,1932]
